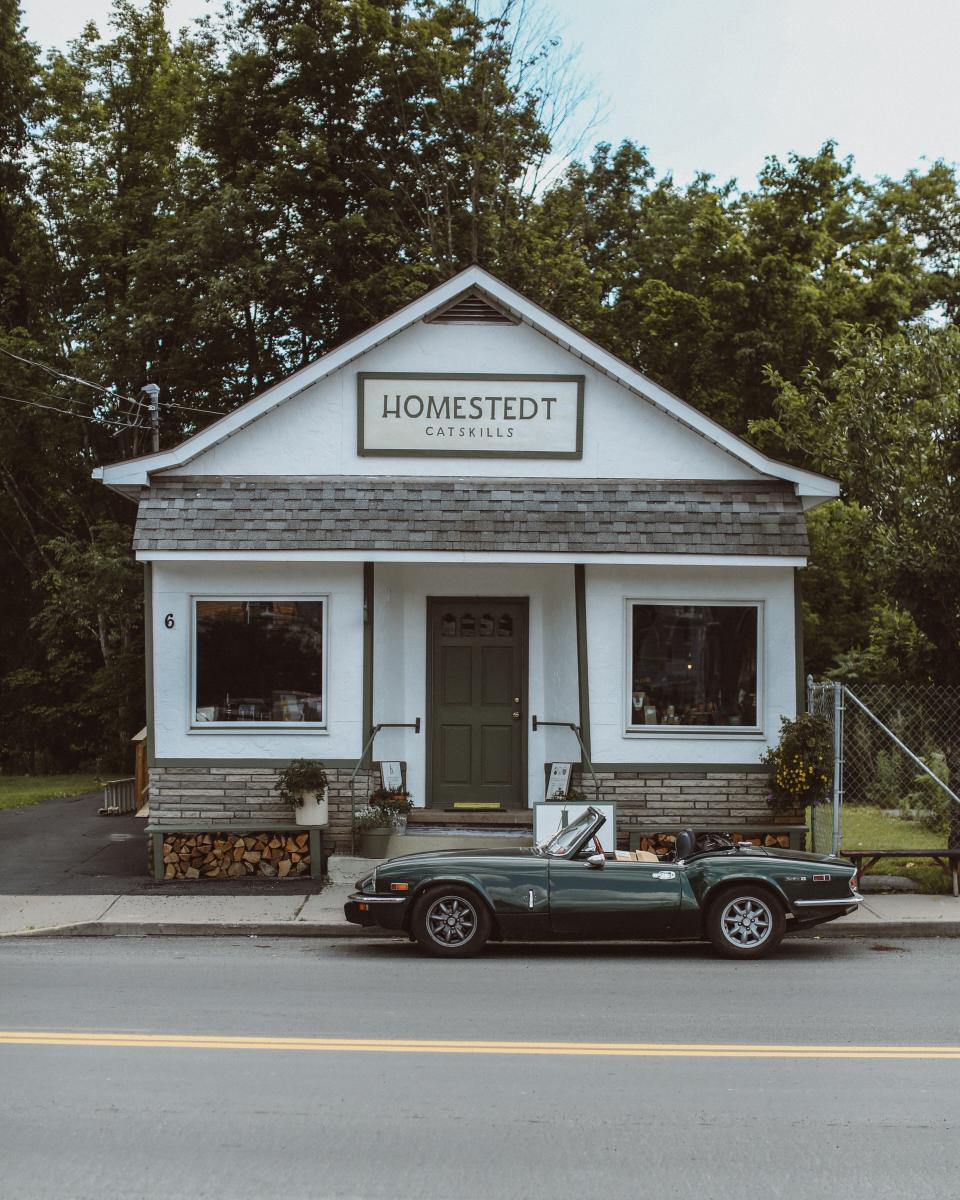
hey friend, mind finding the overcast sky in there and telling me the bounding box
[18,0,960,188]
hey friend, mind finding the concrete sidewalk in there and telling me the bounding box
[2,879,958,940]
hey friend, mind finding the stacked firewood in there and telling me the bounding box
[161,832,311,879]
[636,833,677,857]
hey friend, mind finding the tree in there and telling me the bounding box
[517,142,938,434]
[756,323,960,683]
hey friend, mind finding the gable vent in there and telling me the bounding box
[424,290,519,325]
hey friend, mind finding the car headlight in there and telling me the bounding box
[355,868,377,893]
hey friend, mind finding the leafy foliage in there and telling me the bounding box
[4,0,960,772]
[762,714,832,814]
[757,323,960,683]
[276,759,329,804]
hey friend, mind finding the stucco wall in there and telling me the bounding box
[150,560,365,762]
[149,560,797,788]
[585,564,797,767]
[162,319,764,483]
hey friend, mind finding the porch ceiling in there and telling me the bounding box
[133,476,808,558]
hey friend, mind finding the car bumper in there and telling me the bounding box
[344,893,408,930]
[791,891,863,928]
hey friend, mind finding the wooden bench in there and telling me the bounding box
[627,824,808,853]
[146,823,326,881]
[840,849,960,897]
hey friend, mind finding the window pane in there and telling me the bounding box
[195,600,324,723]
[630,605,757,728]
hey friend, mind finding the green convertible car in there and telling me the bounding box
[344,806,862,958]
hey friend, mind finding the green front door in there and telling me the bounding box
[427,598,527,809]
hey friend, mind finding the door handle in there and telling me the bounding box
[512,711,521,719]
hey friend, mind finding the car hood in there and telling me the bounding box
[380,846,539,869]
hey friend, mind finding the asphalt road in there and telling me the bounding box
[0,793,326,895]
[1,936,958,1200]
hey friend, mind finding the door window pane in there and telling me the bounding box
[629,604,758,728]
[195,600,324,723]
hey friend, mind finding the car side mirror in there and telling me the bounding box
[585,852,606,869]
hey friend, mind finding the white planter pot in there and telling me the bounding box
[294,788,328,826]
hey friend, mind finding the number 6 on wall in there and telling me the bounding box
[164,613,175,629]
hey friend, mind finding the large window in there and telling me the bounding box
[194,599,326,726]
[627,602,760,731]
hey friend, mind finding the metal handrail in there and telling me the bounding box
[530,716,601,804]
[349,719,421,855]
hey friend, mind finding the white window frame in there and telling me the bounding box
[190,594,330,732]
[623,598,764,736]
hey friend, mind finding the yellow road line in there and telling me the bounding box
[0,1032,958,1060]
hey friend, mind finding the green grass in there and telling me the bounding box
[0,774,102,811]
[834,804,952,894]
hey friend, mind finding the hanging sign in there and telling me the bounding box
[357,373,584,458]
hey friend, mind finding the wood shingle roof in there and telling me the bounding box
[133,477,808,556]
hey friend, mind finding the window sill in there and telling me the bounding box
[622,728,765,738]
[188,726,329,735]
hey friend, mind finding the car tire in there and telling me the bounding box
[706,887,786,959]
[410,885,491,957]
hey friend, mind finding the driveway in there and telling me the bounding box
[0,792,325,896]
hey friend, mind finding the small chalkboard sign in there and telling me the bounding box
[546,761,573,800]
[379,760,404,791]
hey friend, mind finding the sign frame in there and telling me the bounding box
[545,761,573,800]
[357,372,585,459]
[379,760,405,792]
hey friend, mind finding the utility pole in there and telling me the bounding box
[141,383,161,453]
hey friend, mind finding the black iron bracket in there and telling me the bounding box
[530,716,601,804]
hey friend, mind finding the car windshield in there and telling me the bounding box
[540,808,600,857]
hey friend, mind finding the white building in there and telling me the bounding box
[96,267,837,870]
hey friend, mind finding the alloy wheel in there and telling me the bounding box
[719,895,774,949]
[425,895,478,947]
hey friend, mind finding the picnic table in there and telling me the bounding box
[840,848,960,897]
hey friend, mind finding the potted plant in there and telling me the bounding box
[277,759,329,826]
[369,787,414,831]
[761,715,831,818]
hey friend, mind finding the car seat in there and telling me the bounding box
[674,828,696,859]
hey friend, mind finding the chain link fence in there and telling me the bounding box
[808,680,960,865]
[807,681,841,855]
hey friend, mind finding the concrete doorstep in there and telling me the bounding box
[1,883,959,941]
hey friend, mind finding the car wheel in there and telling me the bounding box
[707,888,785,959]
[411,885,491,957]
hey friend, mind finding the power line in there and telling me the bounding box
[0,346,226,418]
[161,398,224,417]
[0,392,141,430]
[15,380,142,419]
[0,346,138,403]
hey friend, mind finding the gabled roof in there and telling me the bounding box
[94,266,838,503]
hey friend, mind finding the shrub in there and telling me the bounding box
[762,714,832,814]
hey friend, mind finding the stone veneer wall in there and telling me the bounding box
[149,765,802,851]
[572,769,804,832]
[148,765,380,852]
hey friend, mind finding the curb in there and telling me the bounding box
[5,921,397,939]
[4,921,960,940]
[797,922,960,940]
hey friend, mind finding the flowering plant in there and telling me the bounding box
[353,805,388,832]
[369,787,414,820]
[761,714,832,814]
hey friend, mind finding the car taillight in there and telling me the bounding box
[848,873,858,894]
